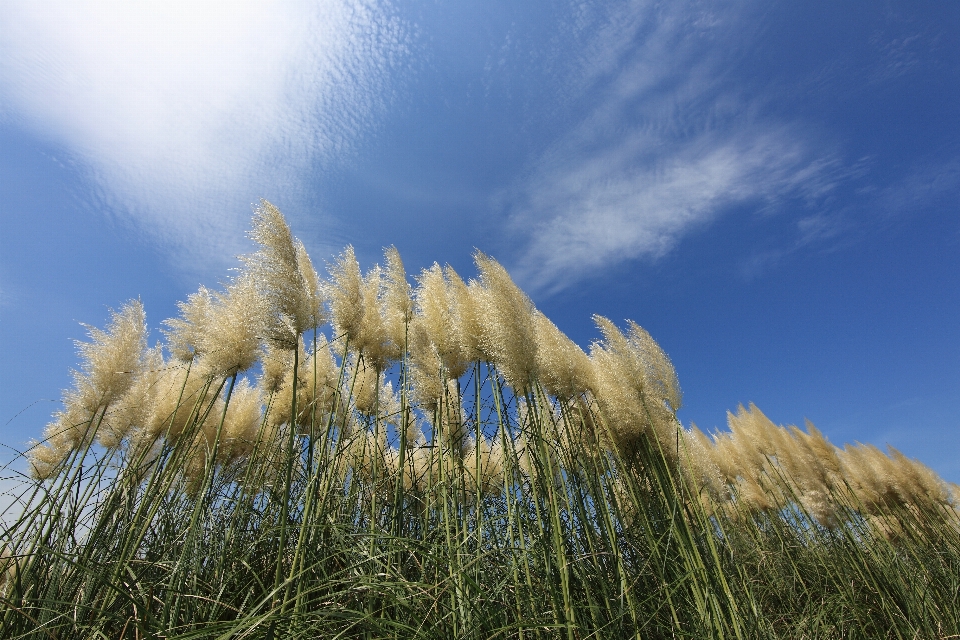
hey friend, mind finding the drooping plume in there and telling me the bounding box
[72,299,149,415]
[533,311,594,400]
[589,316,681,460]
[98,345,165,449]
[28,300,148,478]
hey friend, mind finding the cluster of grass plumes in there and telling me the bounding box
[3,201,959,639]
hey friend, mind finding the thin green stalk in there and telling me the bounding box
[274,341,301,619]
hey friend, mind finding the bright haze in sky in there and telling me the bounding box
[1,2,959,481]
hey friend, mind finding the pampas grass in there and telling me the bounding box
[2,201,958,639]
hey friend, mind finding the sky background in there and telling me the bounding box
[1,1,959,482]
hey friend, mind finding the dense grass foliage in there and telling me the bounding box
[2,201,958,639]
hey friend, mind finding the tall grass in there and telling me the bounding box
[2,200,958,639]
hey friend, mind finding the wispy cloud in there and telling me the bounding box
[0,1,410,270]
[503,1,842,294]
[871,160,960,219]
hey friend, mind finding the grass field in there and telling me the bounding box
[2,201,958,639]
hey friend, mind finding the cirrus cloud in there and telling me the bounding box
[0,0,411,269]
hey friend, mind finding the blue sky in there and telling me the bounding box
[1,1,959,482]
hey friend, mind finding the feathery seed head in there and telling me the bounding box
[357,264,403,370]
[74,299,149,413]
[31,300,149,475]
[727,404,779,457]
[327,245,364,344]
[384,246,413,326]
[144,362,209,443]
[625,320,682,413]
[245,200,323,347]
[378,379,406,437]
[737,474,776,514]
[680,425,726,502]
[353,359,380,416]
[445,265,484,364]
[803,420,839,465]
[464,437,506,497]
[799,487,840,528]
[414,263,469,378]
[295,239,325,330]
[268,337,339,433]
[297,335,342,432]
[98,346,164,448]
[472,251,538,391]
[839,443,887,512]
[163,287,213,362]
[408,321,444,412]
[533,311,593,399]
[26,432,74,480]
[219,378,264,463]
[709,431,742,486]
[414,264,448,344]
[589,316,681,461]
[259,342,293,394]
[725,409,770,479]
[194,274,263,378]
[888,447,950,508]
[588,327,651,458]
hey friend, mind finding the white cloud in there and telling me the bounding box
[504,1,841,294]
[511,129,836,293]
[0,1,409,270]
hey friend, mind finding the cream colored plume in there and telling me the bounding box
[268,337,341,434]
[464,436,506,497]
[259,342,293,395]
[383,246,413,348]
[195,274,263,378]
[445,265,484,365]
[840,442,951,513]
[414,264,464,378]
[353,358,380,416]
[407,320,444,412]
[679,425,727,506]
[589,316,681,460]
[326,245,364,345]
[72,299,148,414]
[533,311,593,400]
[412,263,480,380]
[472,251,538,391]
[164,275,262,378]
[245,199,324,348]
[163,287,213,362]
[218,378,264,464]
[360,265,402,369]
[28,300,148,478]
[143,362,210,443]
[98,346,165,448]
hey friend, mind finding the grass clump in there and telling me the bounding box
[2,200,958,639]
